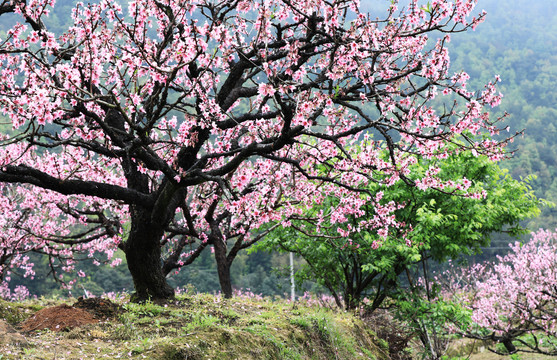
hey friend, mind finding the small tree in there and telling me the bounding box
[262,149,542,310]
[447,229,557,355]
[0,0,513,300]
[171,160,287,298]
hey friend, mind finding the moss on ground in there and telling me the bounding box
[0,293,389,359]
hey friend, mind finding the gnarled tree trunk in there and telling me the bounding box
[125,205,174,302]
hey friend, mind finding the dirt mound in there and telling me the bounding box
[73,297,121,320]
[20,304,98,332]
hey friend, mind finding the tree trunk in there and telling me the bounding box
[213,236,233,298]
[125,206,174,302]
[502,338,517,354]
[344,290,360,310]
[343,265,359,310]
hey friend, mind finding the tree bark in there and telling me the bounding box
[125,205,174,302]
[502,338,517,354]
[213,236,233,298]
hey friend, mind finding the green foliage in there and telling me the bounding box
[396,297,471,331]
[405,153,544,262]
[394,289,472,359]
[260,147,543,310]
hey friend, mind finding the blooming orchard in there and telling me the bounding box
[0,0,513,300]
[446,229,557,355]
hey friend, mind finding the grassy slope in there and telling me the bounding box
[0,294,389,360]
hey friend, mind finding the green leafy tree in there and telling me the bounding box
[261,149,544,311]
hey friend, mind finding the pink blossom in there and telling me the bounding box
[0,0,510,299]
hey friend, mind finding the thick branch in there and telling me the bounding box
[0,165,153,207]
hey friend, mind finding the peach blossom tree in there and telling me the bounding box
[0,0,513,301]
[447,229,557,355]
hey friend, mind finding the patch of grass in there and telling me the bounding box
[122,300,167,317]
[0,293,388,359]
[158,343,202,360]
[181,313,220,333]
[290,316,311,329]
[65,323,109,340]
[0,299,42,324]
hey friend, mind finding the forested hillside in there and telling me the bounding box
[0,0,555,299]
[447,0,557,230]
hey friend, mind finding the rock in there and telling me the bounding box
[0,319,28,347]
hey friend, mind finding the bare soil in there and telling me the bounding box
[19,304,98,332]
[19,297,121,332]
[72,296,122,320]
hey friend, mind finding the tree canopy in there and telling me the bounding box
[261,147,542,309]
[0,0,514,300]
